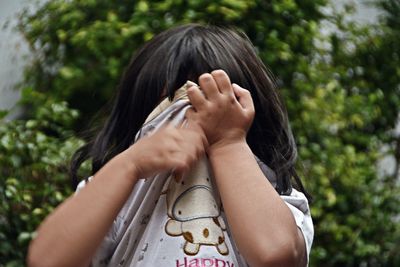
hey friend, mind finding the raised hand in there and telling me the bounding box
[185,70,255,151]
[125,124,207,179]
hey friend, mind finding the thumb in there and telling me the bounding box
[232,83,254,110]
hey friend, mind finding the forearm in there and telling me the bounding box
[27,151,138,267]
[26,124,206,267]
[208,142,305,267]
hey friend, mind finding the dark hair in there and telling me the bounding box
[70,24,311,200]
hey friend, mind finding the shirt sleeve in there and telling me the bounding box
[281,189,314,266]
[74,176,92,195]
[74,176,122,266]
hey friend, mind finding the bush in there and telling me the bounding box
[0,93,86,266]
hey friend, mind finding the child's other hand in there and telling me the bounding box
[124,124,207,179]
[185,70,255,151]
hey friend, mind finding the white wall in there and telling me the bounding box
[0,0,33,114]
[337,0,382,24]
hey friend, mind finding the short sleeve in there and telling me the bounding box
[74,176,92,195]
[74,176,121,265]
[281,189,314,266]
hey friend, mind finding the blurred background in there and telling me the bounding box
[0,0,399,266]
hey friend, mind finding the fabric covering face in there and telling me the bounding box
[76,82,314,267]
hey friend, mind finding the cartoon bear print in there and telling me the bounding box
[164,157,229,256]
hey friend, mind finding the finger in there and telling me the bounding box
[211,69,234,96]
[198,73,220,99]
[232,83,254,110]
[187,85,207,110]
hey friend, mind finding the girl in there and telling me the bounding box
[28,24,313,267]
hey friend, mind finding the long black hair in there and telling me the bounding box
[70,24,311,200]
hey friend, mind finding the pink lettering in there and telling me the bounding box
[188,258,199,267]
[175,257,234,267]
[201,258,214,267]
[176,257,187,267]
[215,259,225,267]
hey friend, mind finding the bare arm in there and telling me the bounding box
[208,142,306,267]
[27,125,206,267]
[27,152,138,267]
[186,70,307,267]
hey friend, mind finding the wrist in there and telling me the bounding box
[207,138,249,158]
[116,148,141,181]
[208,129,247,149]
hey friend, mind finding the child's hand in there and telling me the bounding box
[185,70,255,151]
[124,124,207,179]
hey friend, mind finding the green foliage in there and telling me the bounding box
[0,94,86,266]
[0,0,399,266]
[17,0,326,129]
[290,3,400,264]
[293,65,399,265]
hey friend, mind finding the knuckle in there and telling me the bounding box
[227,93,235,100]
[227,94,236,103]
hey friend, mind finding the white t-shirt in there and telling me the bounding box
[76,84,314,267]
